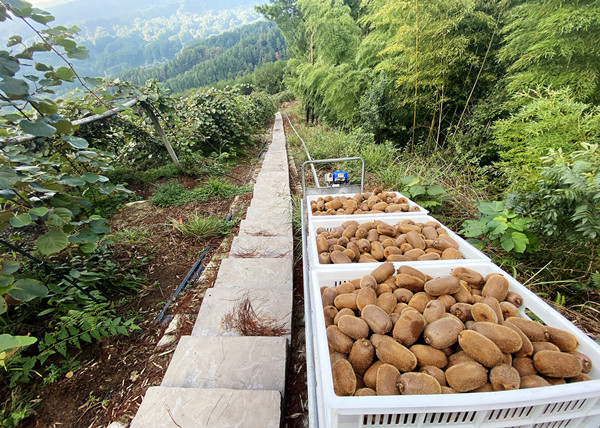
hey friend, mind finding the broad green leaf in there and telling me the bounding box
[460,220,486,237]
[1,262,19,275]
[0,297,6,315]
[31,13,54,25]
[0,333,37,353]
[409,184,426,197]
[19,119,56,137]
[7,35,21,47]
[0,165,18,189]
[76,150,97,159]
[9,213,31,227]
[79,243,95,253]
[55,38,76,50]
[48,207,72,226]
[80,332,91,343]
[478,201,505,217]
[66,47,89,60]
[8,278,48,301]
[61,136,88,149]
[0,275,14,288]
[69,228,99,244]
[34,62,52,72]
[0,76,28,97]
[427,184,446,196]
[30,98,58,115]
[489,220,508,236]
[81,172,99,183]
[54,66,74,81]
[29,206,49,217]
[36,229,69,255]
[57,175,85,186]
[510,231,530,253]
[4,1,31,12]
[510,217,533,232]
[499,232,515,252]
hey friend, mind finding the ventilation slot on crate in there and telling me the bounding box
[363,413,417,426]
[423,411,477,424]
[487,406,533,421]
[541,399,587,416]
[531,419,574,428]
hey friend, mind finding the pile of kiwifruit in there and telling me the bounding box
[315,219,465,264]
[322,263,593,396]
[310,189,423,216]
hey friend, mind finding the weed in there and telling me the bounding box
[168,213,239,240]
[0,389,38,428]
[106,228,150,244]
[105,163,182,185]
[150,179,252,207]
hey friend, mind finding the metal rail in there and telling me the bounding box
[301,157,365,197]
[283,111,320,187]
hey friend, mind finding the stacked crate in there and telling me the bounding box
[303,191,600,428]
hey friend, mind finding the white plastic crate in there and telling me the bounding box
[308,262,600,428]
[307,214,490,270]
[306,191,428,220]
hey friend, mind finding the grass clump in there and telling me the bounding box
[106,163,182,185]
[106,227,150,244]
[169,213,238,239]
[150,179,252,207]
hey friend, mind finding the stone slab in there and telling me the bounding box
[245,203,291,221]
[229,235,293,259]
[130,387,281,428]
[255,171,289,184]
[213,258,292,290]
[238,218,292,237]
[191,287,292,341]
[162,336,287,392]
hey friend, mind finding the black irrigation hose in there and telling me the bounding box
[154,245,212,325]
[0,238,109,309]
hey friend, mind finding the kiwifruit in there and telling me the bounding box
[363,360,384,389]
[390,312,401,325]
[392,310,425,346]
[423,300,446,324]
[500,301,520,319]
[450,303,473,323]
[376,364,401,395]
[329,352,346,365]
[532,341,560,355]
[366,228,379,242]
[423,317,464,349]
[355,388,377,396]
[520,375,551,389]
[502,320,534,357]
[376,292,397,314]
[376,283,393,296]
[377,223,397,237]
[447,351,476,368]
[471,302,499,323]
[512,357,537,377]
[357,238,371,253]
[374,336,417,372]
[568,351,592,374]
[480,296,504,323]
[451,267,484,288]
[334,293,358,310]
[334,308,355,325]
[393,303,408,314]
[505,291,523,307]
[330,250,353,264]
[338,315,370,340]
[360,274,377,290]
[482,274,509,301]
[419,365,447,387]
[473,383,494,392]
[394,288,414,303]
[316,236,329,253]
[361,304,393,334]
[458,330,504,367]
[546,326,578,352]
[336,282,355,295]
[452,282,474,304]
[409,344,448,369]
[471,322,523,354]
[398,265,429,283]
[445,361,488,392]
[370,262,395,283]
[326,325,354,354]
[342,223,358,239]
[398,372,441,395]
[355,227,368,240]
[542,375,566,385]
[506,317,549,342]
[441,386,456,393]
[424,276,462,296]
[355,373,366,390]
[324,306,339,327]
[319,253,331,264]
[322,287,337,307]
[332,359,356,396]
[337,236,350,247]
[569,373,593,383]
[404,248,426,260]
[356,287,377,311]
[370,241,385,260]
[433,237,458,251]
[359,253,378,263]
[501,352,513,366]
[534,350,582,378]
[437,294,456,311]
[408,292,435,313]
[418,253,441,261]
[348,338,374,376]
[406,230,426,250]
[395,274,425,292]
[441,248,460,259]
[489,364,520,391]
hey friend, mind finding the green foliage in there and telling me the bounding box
[150,179,252,207]
[398,176,448,211]
[105,163,182,186]
[532,143,600,242]
[461,201,539,253]
[0,389,37,428]
[106,227,150,244]
[169,213,238,240]
[491,89,600,190]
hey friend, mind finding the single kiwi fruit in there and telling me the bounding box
[505,291,524,308]
[338,315,370,340]
[362,304,393,334]
[376,363,401,395]
[480,296,504,323]
[322,287,337,307]
[458,330,504,367]
[348,338,374,376]
[334,307,355,325]
[336,281,356,295]
[326,325,354,354]
[546,325,578,352]
[355,388,377,396]
[503,320,534,358]
[447,351,476,369]
[374,336,417,372]
[450,302,473,323]
[376,292,397,314]
[520,375,551,389]
[323,305,339,327]
[471,322,523,354]
[363,360,384,390]
[568,351,592,374]
[370,262,395,283]
[392,309,425,346]
[423,300,446,324]
[500,301,520,319]
[451,267,484,288]
[398,372,442,395]
[420,365,447,387]
[424,276,462,296]
[393,288,414,303]
[408,292,435,313]
[334,293,358,311]
[534,350,582,378]
[437,294,456,311]
[569,373,593,383]
[489,364,520,391]
[471,302,499,323]
[506,317,549,342]
[409,344,448,369]
[512,357,537,377]
[423,317,464,349]
[360,274,377,290]
[532,341,560,355]
[482,274,509,301]
[332,359,357,396]
[445,361,488,392]
[356,287,377,311]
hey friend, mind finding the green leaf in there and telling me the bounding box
[48,207,72,226]
[1,262,19,275]
[0,297,7,315]
[0,76,29,97]
[80,332,91,343]
[54,66,74,81]
[460,219,486,238]
[0,334,37,353]
[478,201,505,217]
[31,13,54,25]
[8,278,48,301]
[29,206,49,217]
[426,184,445,196]
[499,232,515,252]
[0,275,14,289]
[7,35,22,47]
[61,136,88,149]
[90,329,101,341]
[0,165,19,189]
[510,231,530,253]
[81,172,100,183]
[79,243,95,253]
[4,1,31,12]
[69,228,99,244]
[57,175,85,186]
[36,230,69,255]
[34,62,52,72]
[19,119,56,137]
[9,213,31,228]
[66,47,89,60]
[408,184,426,197]
[509,217,532,232]
[0,52,19,77]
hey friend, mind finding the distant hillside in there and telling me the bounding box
[119,21,288,94]
[0,0,262,77]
